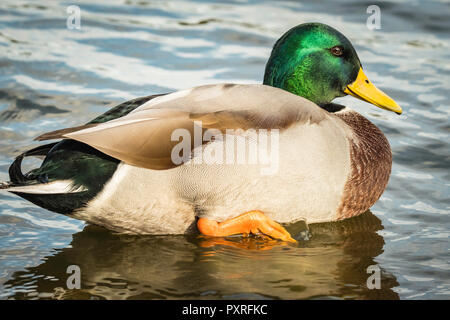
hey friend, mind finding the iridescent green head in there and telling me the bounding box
[264,23,402,114]
[264,23,361,106]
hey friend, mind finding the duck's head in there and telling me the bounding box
[264,23,402,114]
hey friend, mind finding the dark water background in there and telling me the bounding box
[0,0,448,299]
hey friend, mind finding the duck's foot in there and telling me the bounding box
[197,210,297,243]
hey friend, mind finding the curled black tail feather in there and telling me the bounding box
[8,142,58,185]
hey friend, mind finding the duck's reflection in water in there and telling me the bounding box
[5,211,398,299]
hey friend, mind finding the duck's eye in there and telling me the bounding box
[331,46,344,57]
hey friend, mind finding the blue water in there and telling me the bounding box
[0,0,448,299]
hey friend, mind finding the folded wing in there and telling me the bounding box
[35,84,326,170]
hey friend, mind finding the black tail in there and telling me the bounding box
[4,139,120,215]
[7,142,58,185]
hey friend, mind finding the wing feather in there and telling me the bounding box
[35,84,327,169]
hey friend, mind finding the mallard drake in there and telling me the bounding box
[1,23,402,242]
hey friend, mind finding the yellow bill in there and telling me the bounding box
[345,67,402,115]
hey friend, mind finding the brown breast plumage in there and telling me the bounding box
[335,110,392,220]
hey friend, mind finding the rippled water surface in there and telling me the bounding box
[0,0,449,300]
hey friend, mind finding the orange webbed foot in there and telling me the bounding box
[197,210,297,243]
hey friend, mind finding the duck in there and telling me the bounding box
[1,23,402,242]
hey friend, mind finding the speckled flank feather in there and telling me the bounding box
[335,110,392,219]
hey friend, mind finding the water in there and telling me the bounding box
[0,0,448,300]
